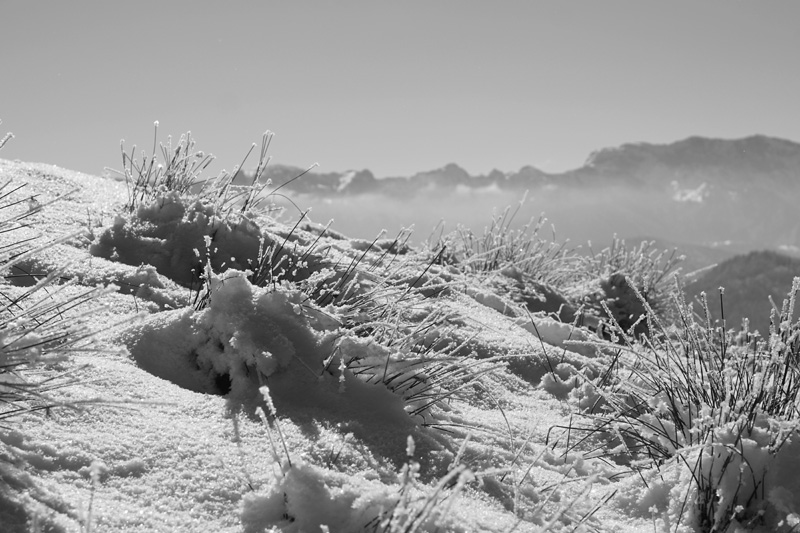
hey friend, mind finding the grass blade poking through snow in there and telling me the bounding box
[0,119,12,151]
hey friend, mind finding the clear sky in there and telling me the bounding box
[1,1,799,178]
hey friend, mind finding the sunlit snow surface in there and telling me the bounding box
[1,158,799,533]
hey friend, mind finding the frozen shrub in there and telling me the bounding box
[93,124,282,289]
[430,201,577,287]
[564,277,800,531]
[94,124,347,300]
[90,191,264,287]
[582,237,684,331]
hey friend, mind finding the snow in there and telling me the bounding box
[336,171,356,193]
[671,181,710,203]
[1,157,799,532]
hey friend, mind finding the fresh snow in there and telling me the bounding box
[1,158,799,533]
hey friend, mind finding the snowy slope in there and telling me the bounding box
[1,158,798,533]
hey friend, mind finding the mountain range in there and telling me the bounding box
[255,135,800,197]
[248,135,800,256]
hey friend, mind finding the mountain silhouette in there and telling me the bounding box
[254,135,800,196]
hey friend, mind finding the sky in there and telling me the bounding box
[1,1,799,179]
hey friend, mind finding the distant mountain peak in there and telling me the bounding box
[443,162,466,172]
[411,162,469,178]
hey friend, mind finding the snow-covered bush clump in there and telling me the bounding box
[430,206,684,344]
[90,126,278,288]
[567,279,800,531]
[580,237,684,335]
[90,125,396,306]
[91,191,264,287]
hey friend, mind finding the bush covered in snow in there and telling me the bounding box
[565,280,800,531]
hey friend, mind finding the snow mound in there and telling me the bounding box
[122,270,330,398]
[240,452,534,533]
[241,461,407,533]
[121,270,450,466]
